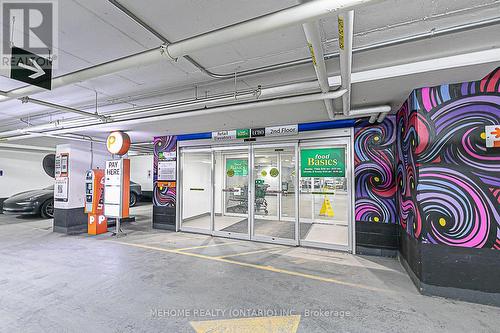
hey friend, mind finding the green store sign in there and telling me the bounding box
[226,159,248,177]
[300,148,345,177]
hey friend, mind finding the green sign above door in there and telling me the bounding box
[300,148,345,177]
[226,159,248,177]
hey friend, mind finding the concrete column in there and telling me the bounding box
[53,142,111,234]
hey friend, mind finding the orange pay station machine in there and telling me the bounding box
[84,169,107,235]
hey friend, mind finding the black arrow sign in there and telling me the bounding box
[10,47,52,90]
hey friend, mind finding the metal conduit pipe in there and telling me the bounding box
[338,10,354,115]
[19,97,108,121]
[1,16,498,102]
[160,0,376,60]
[0,0,375,102]
[109,0,500,80]
[2,90,348,141]
[301,18,336,119]
[0,80,325,138]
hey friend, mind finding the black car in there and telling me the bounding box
[3,182,142,219]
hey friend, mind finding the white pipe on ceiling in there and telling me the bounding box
[0,0,376,102]
[0,80,327,138]
[2,90,348,141]
[338,10,354,115]
[162,0,375,60]
[301,19,336,119]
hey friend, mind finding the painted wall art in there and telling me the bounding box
[153,136,177,207]
[354,116,397,224]
[397,67,500,249]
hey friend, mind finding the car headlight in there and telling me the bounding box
[17,201,35,206]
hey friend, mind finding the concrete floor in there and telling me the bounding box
[0,205,499,333]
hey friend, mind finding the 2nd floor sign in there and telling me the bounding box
[10,47,52,90]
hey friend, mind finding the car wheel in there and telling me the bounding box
[129,193,137,207]
[40,200,54,219]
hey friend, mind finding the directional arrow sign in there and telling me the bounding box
[10,47,52,90]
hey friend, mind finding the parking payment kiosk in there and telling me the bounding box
[85,169,107,235]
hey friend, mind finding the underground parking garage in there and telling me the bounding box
[0,0,500,332]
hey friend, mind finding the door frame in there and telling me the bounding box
[250,142,299,246]
[178,146,213,235]
[176,127,355,253]
[211,145,251,240]
[297,137,354,252]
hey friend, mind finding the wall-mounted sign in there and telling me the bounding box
[158,160,176,181]
[54,177,68,202]
[10,47,52,90]
[212,125,299,141]
[300,148,346,178]
[485,125,500,148]
[107,131,131,155]
[159,151,176,160]
[55,154,61,177]
[60,153,69,177]
[212,130,236,141]
[236,129,250,139]
[251,128,266,137]
[265,125,298,137]
[226,159,248,177]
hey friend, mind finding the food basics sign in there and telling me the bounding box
[300,148,345,178]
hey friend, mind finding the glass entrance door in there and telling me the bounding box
[251,144,298,245]
[180,148,213,234]
[213,147,250,239]
[299,142,351,250]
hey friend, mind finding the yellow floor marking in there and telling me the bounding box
[190,315,301,333]
[174,241,241,252]
[110,240,390,293]
[216,247,283,259]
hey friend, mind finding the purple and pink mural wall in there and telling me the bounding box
[397,67,500,250]
[354,67,500,252]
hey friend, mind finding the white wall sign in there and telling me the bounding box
[212,130,236,141]
[104,160,122,218]
[265,124,298,137]
[54,177,68,202]
[485,125,500,148]
[158,160,176,181]
[55,155,61,177]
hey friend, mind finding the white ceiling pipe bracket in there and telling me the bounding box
[349,105,391,115]
[368,114,379,123]
[302,18,336,119]
[338,10,354,116]
[377,112,388,123]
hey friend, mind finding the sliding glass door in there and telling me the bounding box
[251,144,298,245]
[213,146,250,239]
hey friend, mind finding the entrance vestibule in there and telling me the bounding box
[179,135,353,251]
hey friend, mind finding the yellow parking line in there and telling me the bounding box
[110,240,390,293]
[171,241,241,252]
[216,247,283,259]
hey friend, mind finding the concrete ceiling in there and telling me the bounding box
[0,0,499,149]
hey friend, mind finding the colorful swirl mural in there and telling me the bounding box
[153,136,177,207]
[397,67,500,249]
[354,117,397,224]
